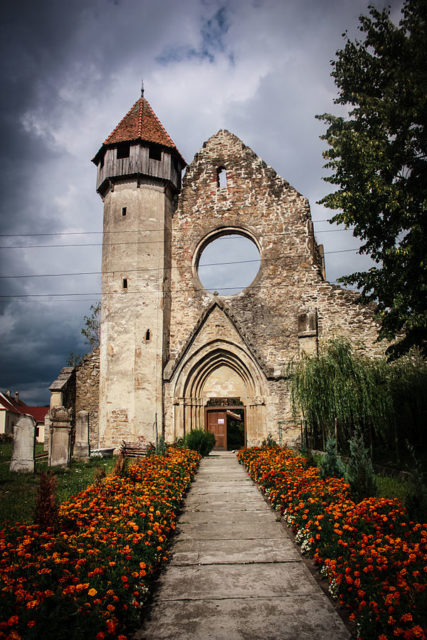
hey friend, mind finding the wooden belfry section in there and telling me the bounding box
[47,92,382,452]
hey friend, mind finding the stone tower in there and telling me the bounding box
[92,92,186,447]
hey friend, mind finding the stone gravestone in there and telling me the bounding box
[74,410,90,458]
[49,406,72,468]
[10,414,36,473]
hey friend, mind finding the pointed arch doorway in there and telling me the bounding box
[205,397,245,450]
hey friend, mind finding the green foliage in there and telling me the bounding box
[316,0,427,356]
[290,337,427,454]
[375,474,410,502]
[81,302,101,349]
[261,433,279,448]
[345,428,377,499]
[319,437,345,479]
[154,435,167,456]
[66,351,83,366]
[404,441,427,522]
[183,429,215,456]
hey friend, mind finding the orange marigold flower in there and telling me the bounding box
[400,613,413,623]
[88,588,97,597]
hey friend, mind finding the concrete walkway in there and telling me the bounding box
[136,452,351,640]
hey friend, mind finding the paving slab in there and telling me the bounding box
[178,509,280,524]
[171,537,301,565]
[135,595,350,640]
[187,481,254,494]
[136,452,351,640]
[177,519,285,540]
[184,496,271,511]
[157,562,317,600]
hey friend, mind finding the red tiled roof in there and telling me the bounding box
[24,406,49,422]
[0,392,48,423]
[103,97,185,164]
[0,393,20,414]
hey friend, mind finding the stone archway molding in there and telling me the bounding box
[171,338,267,442]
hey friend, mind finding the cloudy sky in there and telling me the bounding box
[0,0,403,405]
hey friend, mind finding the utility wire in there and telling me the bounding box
[0,279,352,299]
[0,249,363,281]
[0,228,357,250]
[0,219,347,238]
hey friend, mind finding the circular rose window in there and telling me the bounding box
[196,232,261,296]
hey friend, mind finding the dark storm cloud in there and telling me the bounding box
[0,0,405,403]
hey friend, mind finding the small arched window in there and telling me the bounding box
[217,167,227,189]
[145,329,151,342]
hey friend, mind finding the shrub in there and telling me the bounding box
[345,427,376,499]
[261,433,279,448]
[33,472,59,530]
[319,437,345,479]
[112,452,127,476]
[183,429,215,456]
[405,441,427,522]
[154,435,167,456]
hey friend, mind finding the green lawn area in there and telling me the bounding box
[0,441,116,525]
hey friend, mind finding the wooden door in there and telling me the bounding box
[207,411,227,450]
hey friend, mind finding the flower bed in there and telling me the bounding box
[237,446,427,640]
[0,447,200,640]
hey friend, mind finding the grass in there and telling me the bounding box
[375,473,410,502]
[0,441,116,525]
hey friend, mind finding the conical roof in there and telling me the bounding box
[93,96,186,165]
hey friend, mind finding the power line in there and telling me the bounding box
[0,219,345,238]
[0,253,361,299]
[0,228,357,250]
[0,249,362,281]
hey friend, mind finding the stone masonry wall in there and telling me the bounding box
[75,347,100,450]
[164,129,383,443]
[169,130,382,368]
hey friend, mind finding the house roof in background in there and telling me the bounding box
[0,392,48,422]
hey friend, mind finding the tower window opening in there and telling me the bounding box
[117,144,130,159]
[149,146,161,161]
[122,278,128,289]
[100,155,104,169]
[145,329,151,342]
[217,167,227,189]
[122,207,127,217]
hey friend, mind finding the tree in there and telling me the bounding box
[81,302,101,349]
[316,0,427,357]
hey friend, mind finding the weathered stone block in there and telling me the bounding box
[10,415,35,473]
[74,410,90,458]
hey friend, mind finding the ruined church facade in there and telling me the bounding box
[50,95,381,450]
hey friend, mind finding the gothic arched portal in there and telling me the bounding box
[171,340,267,447]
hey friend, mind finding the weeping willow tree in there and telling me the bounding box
[289,338,427,458]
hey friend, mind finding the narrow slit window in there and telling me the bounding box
[145,329,151,342]
[122,207,127,217]
[122,278,128,289]
[217,167,227,189]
